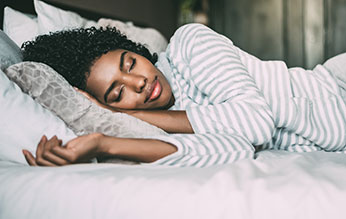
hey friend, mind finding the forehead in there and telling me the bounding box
[90,50,123,76]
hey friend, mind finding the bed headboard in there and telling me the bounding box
[1,0,179,39]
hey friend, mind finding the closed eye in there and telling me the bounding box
[129,58,136,72]
[114,85,124,102]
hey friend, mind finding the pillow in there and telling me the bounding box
[3,7,39,48]
[0,30,22,70]
[0,68,76,164]
[4,61,167,139]
[34,0,167,54]
[34,0,98,35]
[98,18,168,54]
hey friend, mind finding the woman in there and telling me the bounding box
[21,23,346,167]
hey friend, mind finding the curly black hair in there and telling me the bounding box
[21,26,158,90]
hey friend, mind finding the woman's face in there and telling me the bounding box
[85,50,174,110]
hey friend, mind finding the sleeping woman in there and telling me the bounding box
[21,23,346,167]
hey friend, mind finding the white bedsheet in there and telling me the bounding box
[1,150,346,219]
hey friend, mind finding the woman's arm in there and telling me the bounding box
[127,110,194,134]
[77,88,193,134]
[99,135,178,162]
[23,134,177,166]
[164,24,275,145]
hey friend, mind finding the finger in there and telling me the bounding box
[51,136,63,147]
[45,135,60,150]
[41,150,70,166]
[36,135,47,159]
[35,136,60,166]
[23,150,37,166]
[35,157,58,166]
[51,146,77,163]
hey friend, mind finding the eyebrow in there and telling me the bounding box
[103,51,127,103]
[119,51,127,71]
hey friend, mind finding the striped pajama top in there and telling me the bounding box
[149,23,346,167]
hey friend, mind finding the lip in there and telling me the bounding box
[145,76,161,103]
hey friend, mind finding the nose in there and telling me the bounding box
[122,74,147,93]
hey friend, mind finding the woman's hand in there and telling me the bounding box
[23,134,178,166]
[23,133,105,166]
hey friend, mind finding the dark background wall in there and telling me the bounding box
[209,0,346,69]
[1,0,179,39]
[2,0,346,69]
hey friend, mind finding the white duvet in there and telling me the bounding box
[1,150,346,219]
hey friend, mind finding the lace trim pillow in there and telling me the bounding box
[5,61,167,152]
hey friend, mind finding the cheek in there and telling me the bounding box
[122,99,139,109]
[109,93,142,110]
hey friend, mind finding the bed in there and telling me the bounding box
[2,151,346,219]
[1,1,346,219]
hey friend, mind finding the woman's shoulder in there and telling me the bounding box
[170,23,211,40]
[176,23,211,32]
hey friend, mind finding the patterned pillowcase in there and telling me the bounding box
[5,61,167,141]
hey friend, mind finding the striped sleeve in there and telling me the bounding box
[169,23,275,145]
[147,24,275,167]
[147,133,255,167]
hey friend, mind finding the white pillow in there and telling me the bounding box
[0,69,76,165]
[0,30,22,70]
[34,0,98,35]
[0,29,76,165]
[33,0,167,54]
[3,7,39,47]
[98,18,168,54]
